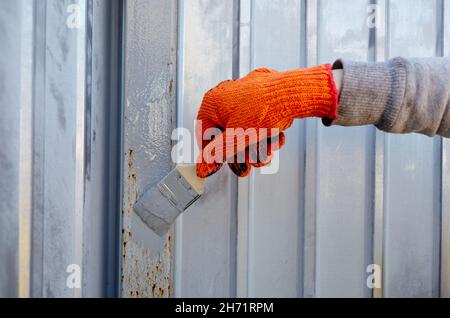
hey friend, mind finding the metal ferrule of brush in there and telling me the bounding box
[133,167,201,236]
[158,169,200,211]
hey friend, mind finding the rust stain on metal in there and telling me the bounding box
[127,149,133,169]
[168,79,174,95]
[121,148,173,298]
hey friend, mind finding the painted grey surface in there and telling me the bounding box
[313,0,373,298]
[0,0,23,298]
[442,0,450,298]
[2,0,448,299]
[383,0,441,298]
[175,0,448,298]
[0,0,120,297]
[237,0,304,297]
[237,0,373,298]
[84,0,122,297]
[120,0,177,298]
[174,0,238,297]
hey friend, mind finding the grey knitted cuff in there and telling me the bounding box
[322,58,407,131]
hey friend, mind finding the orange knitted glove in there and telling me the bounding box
[196,64,338,178]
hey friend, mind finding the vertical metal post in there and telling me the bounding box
[120,0,177,298]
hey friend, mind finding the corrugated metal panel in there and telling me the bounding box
[1,0,24,297]
[174,0,238,297]
[2,0,449,299]
[0,0,120,297]
[236,0,373,298]
[310,0,373,298]
[174,0,449,298]
[237,0,304,297]
[383,0,441,298]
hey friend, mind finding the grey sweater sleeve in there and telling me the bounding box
[324,57,450,138]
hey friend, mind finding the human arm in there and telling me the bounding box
[327,57,450,138]
[195,57,450,178]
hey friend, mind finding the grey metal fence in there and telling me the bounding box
[0,0,121,297]
[172,0,450,298]
[1,0,449,298]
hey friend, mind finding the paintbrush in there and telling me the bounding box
[133,164,205,236]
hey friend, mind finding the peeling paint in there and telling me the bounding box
[121,148,173,298]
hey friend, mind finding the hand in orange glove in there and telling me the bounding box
[196,64,338,178]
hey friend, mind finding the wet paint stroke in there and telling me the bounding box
[120,0,177,298]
